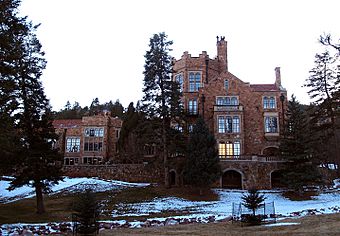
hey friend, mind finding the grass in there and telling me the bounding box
[0,185,218,224]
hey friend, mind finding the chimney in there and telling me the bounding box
[217,36,228,71]
[275,67,281,88]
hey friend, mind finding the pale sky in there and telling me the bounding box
[19,0,339,110]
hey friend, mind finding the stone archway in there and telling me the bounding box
[169,170,177,187]
[222,169,243,189]
[270,170,286,189]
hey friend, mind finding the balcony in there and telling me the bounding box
[219,155,284,162]
[214,105,243,112]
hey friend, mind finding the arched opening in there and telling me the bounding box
[222,170,242,189]
[169,170,176,187]
[271,170,286,189]
[263,146,279,156]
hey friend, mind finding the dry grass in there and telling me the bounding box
[0,185,218,224]
[99,213,340,236]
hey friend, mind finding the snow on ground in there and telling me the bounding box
[1,177,340,234]
[0,176,148,203]
[112,188,340,220]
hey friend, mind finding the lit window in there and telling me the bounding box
[175,73,184,92]
[66,137,80,153]
[219,143,226,157]
[218,141,241,158]
[226,141,233,156]
[265,116,278,133]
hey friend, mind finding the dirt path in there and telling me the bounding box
[98,213,340,236]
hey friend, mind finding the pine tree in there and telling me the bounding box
[183,117,221,194]
[241,189,266,224]
[304,49,340,172]
[280,95,321,191]
[1,0,63,214]
[141,32,183,187]
[73,189,100,234]
[117,102,142,162]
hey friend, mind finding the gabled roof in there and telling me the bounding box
[250,84,279,91]
[53,119,82,129]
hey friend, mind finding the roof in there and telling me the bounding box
[53,119,82,129]
[250,84,279,91]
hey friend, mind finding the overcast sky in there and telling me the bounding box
[19,0,339,110]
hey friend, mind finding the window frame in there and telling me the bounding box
[188,71,201,92]
[65,137,81,153]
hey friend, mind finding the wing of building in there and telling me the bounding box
[172,37,288,189]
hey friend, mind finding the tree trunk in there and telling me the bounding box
[163,119,169,188]
[35,181,45,214]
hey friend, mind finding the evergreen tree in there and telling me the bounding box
[73,189,100,234]
[183,117,221,194]
[304,49,340,171]
[241,189,266,224]
[280,95,321,191]
[108,99,124,118]
[141,32,183,187]
[117,102,142,162]
[1,0,63,214]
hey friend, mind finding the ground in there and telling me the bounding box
[99,213,340,236]
[1,177,340,235]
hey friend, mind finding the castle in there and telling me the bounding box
[54,37,288,189]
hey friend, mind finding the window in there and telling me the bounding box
[144,145,155,156]
[115,129,120,139]
[174,123,183,132]
[218,116,240,133]
[188,124,194,133]
[216,96,238,106]
[175,73,184,92]
[232,116,240,133]
[224,80,229,90]
[218,116,225,133]
[188,99,198,115]
[219,140,241,158]
[84,127,104,137]
[66,137,80,152]
[188,72,201,92]
[64,157,79,165]
[263,96,276,109]
[265,116,278,133]
[83,157,102,165]
[84,127,104,152]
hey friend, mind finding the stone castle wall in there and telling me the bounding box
[62,164,163,183]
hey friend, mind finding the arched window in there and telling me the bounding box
[231,97,238,105]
